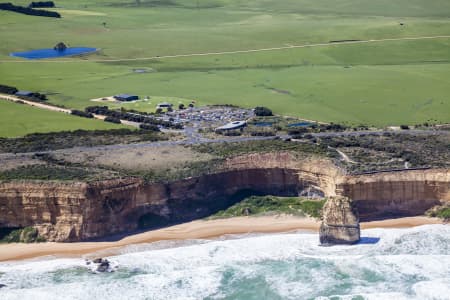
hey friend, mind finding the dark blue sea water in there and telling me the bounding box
[10,47,97,60]
[0,225,449,300]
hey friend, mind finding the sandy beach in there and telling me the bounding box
[0,216,443,262]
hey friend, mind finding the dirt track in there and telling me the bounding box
[2,35,450,63]
[0,94,71,113]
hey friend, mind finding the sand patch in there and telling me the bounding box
[0,216,442,262]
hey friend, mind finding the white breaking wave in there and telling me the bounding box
[0,225,449,300]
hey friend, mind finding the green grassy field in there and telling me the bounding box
[0,101,124,137]
[0,0,449,127]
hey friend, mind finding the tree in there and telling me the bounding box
[104,116,121,124]
[254,106,273,116]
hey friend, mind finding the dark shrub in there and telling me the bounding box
[139,124,160,132]
[254,106,273,116]
[288,127,308,135]
[29,1,55,8]
[0,84,18,95]
[0,2,60,18]
[71,110,94,118]
[104,116,121,124]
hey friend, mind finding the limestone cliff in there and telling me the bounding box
[338,169,450,220]
[0,153,448,242]
[320,196,360,245]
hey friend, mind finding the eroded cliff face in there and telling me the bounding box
[0,153,448,241]
[0,181,88,241]
[338,169,450,221]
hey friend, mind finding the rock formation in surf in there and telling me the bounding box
[319,196,360,245]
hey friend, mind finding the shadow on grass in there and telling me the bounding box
[358,237,380,244]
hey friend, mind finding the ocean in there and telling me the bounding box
[0,225,449,300]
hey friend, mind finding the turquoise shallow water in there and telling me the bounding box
[0,225,449,300]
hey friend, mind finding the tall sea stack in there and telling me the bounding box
[320,196,360,245]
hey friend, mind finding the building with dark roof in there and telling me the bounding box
[114,94,139,101]
[15,91,34,97]
[157,102,173,109]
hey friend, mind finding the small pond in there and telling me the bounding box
[287,122,313,127]
[10,47,97,60]
[253,122,273,127]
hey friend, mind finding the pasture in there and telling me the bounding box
[0,0,449,126]
[0,101,124,137]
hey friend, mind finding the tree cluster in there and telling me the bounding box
[28,1,55,8]
[71,109,93,118]
[254,106,273,116]
[104,116,121,124]
[0,2,60,18]
[19,92,47,102]
[85,106,183,129]
[139,124,160,132]
[0,84,18,95]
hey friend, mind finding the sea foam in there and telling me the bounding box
[0,225,448,300]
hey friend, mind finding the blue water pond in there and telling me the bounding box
[10,47,97,60]
[254,122,273,127]
[287,122,312,127]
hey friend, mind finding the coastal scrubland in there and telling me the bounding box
[210,195,326,219]
[0,132,448,182]
[0,0,449,127]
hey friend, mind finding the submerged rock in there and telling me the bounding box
[320,196,360,245]
[0,283,6,289]
[92,258,103,264]
[96,260,110,273]
[88,257,117,273]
